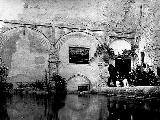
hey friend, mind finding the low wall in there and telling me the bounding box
[91,86,160,97]
[67,86,160,98]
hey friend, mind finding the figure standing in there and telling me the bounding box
[108,64,117,87]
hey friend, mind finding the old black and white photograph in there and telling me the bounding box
[0,0,160,119]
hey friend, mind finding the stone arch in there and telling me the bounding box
[55,31,103,50]
[0,26,51,67]
[0,26,51,84]
[67,74,91,84]
[1,26,51,50]
[67,74,92,91]
[108,39,132,55]
[108,39,132,47]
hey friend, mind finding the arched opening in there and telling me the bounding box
[56,31,101,91]
[67,74,91,92]
[109,40,132,77]
[109,40,131,55]
[0,27,50,83]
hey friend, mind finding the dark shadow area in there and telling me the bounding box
[0,94,11,120]
[107,97,160,120]
[1,93,160,120]
[51,74,67,94]
[129,65,159,86]
[45,93,66,120]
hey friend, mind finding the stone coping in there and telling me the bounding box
[68,86,160,98]
[3,86,160,98]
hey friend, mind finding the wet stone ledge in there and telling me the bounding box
[2,82,160,98]
[91,86,160,98]
[67,86,160,98]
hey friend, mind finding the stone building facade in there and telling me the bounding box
[1,0,160,90]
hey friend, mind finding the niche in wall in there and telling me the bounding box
[69,46,90,64]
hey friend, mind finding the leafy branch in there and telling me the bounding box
[120,44,138,59]
[90,43,115,63]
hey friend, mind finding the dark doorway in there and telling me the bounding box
[78,84,90,92]
[115,58,131,77]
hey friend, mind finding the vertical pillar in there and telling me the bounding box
[48,25,60,81]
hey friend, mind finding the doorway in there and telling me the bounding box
[115,58,131,77]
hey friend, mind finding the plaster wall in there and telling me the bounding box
[1,28,50,84]
[2,0,160,85]
[58,32,104,91]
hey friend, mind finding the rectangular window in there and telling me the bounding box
[69,46,89,64]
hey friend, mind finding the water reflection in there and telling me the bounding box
[1,93,160,120]
[0,93,10,120]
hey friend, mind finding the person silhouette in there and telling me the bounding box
[108,64,117,87]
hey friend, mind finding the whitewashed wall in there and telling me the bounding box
[57,32,104,91]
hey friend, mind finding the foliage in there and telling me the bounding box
[0,82,13,92]
[93,43,115,63]
[0,65,12,92]
[129,67,159,86]
[120,44,138,59]
[0,65,8,82]
[34,80,46,90]
[51,74,67,94]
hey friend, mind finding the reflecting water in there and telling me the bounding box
[1,93,160,120]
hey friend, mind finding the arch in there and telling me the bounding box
[67,73,92,90]
[108,38,132,47]
[67,74,91,83]
[0,26,51,71]
[109,39,132,55]
[1,26,51,50]
[55,31,103,50]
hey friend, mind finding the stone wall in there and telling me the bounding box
[1,0,160,88]
[140,0,160,74]
[19,0,137,30]
[57,31,105,90]
[0,26,51,85]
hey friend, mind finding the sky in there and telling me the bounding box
[0,0,24,30]
[0,0,24,20]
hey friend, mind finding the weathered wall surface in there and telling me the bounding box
[57,32,104,90]
[1,27,50,84]
[1,0,160,87]
[139,0,160,74]
[19,0,137,31]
